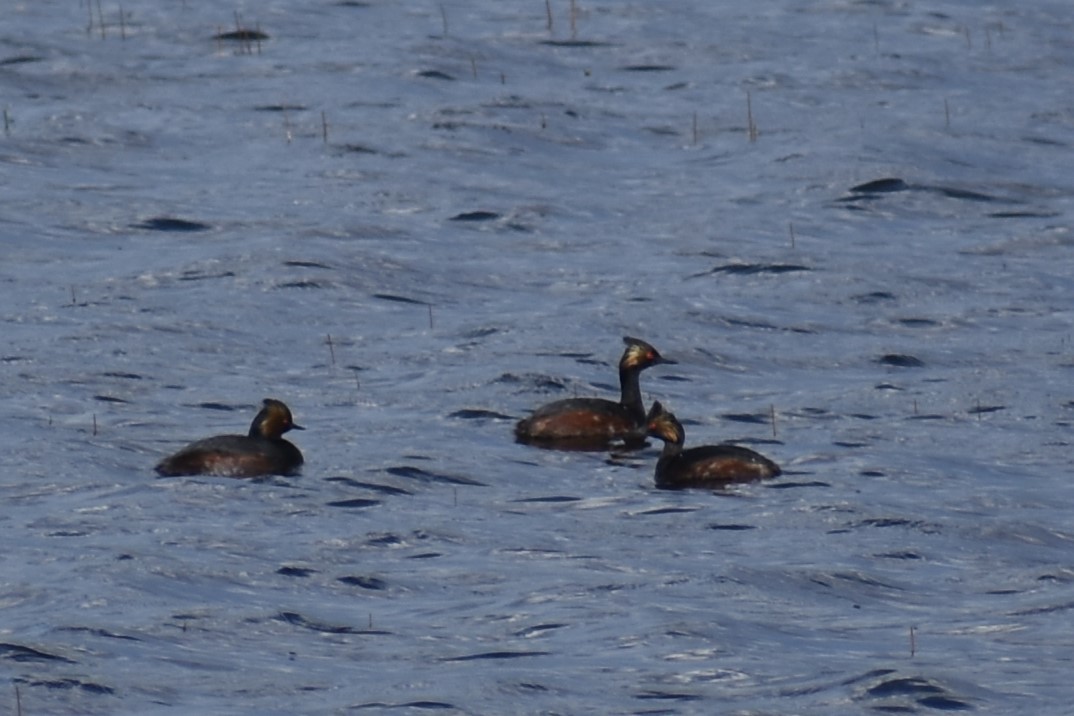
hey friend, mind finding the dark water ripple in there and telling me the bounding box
[273,611,389,636]
[325,476,414,495]
[13,677,115,696]
[0,643,76,664]
[859,672,975,711]
[325,497,382,509]
[131,217,212,232]
[350,701,457,711]
[384,465,486,486]
[442,650,550,662]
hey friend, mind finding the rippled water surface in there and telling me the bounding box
[3,1,1074,713]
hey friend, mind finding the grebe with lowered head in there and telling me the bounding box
[646,401,780,489]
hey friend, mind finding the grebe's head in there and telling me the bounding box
[620,336,675,371]
[645,401,685,446]
[249,398,304,439]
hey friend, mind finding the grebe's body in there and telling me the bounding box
[646,402,779,489]
[515,337,673,449]
[155,399,304,478]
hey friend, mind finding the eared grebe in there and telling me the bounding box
[515,336,674,449]
[155,398,304,478]
[646,401,780,489]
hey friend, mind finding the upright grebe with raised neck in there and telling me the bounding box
[155,398,304,478]
[515,336,674,449]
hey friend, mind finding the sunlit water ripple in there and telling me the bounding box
[2,1,1073,713]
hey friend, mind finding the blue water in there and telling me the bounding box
[3,1,1074,713]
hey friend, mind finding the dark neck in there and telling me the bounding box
[660,440,683,460]
[655,442,683,484]
[249,409,272,438]
[618,365,646,421]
